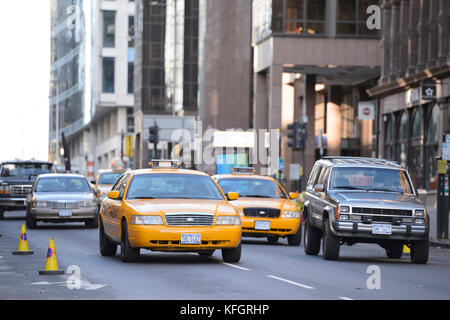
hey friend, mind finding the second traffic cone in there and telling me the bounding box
[12,225,33,255]
[403,245,411,254]
[39,238,64,275]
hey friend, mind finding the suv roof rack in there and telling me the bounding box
[320,156,401,168]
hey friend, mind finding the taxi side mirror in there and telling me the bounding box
[227,192,239,201]
[90,179,96,185]
[289,192,298,200]
[417,189,428,196]
[108,190,120,199]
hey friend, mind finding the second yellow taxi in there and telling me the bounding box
[213,168,302,246]
[99,160,242,262]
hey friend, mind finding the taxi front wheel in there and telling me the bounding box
[121,221,140,262]
[99,220,117,256]
[222,243,242,263]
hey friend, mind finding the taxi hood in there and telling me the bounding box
[125,199,237,215]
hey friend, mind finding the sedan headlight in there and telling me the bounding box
[216,215,241,225]
[34,200,50,208]
[80,200,97,208]
[282,210,300,218]
[130,215,163,225]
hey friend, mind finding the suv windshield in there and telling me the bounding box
[36,177,91,193]
[98,172,123,185]
[1,163,53,177]
[217,178,287,199]
[329,167,414,194]
[126,174,225,200]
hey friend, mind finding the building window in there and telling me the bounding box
[128,16,135,47]
[128,62,134,94]
[425,104,441,190]
[102,57,115,93]
[410,107,424,189]
[384,115,395,160]
[103,11,116,48]
[396,111,408,169]
[336,0,379,36]
[285,0,326,35]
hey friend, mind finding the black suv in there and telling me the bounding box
[0,160,56,219]
[303,157,429,264]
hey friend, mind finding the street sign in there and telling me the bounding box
[443,142,450,161]
[422,83,436,100]
[358,101,375,120]
[289,163,301,181]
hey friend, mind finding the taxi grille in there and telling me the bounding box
[243,208,280,218]
[164,213,214,226]
[10,185,32,197]
[352,207,413,216]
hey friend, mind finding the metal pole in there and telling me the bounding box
[55,80,59,164]
[172,0,177,116]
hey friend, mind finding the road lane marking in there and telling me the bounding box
[338,297,354,300]
[221,262,251,271]
[267,275,314,289]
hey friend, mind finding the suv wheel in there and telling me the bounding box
[26,206,36,229]
[322,219,340,260]
[0,208,4,220]
[385,242,403,259]
[120,221,140,262]
[222,242,241,263]
[287,224,302,246]
[304,218,321,255]
[99,220,117,256]
[410,239,429,264]
[267,236,279,244]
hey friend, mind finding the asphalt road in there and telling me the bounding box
[1,210,449,300]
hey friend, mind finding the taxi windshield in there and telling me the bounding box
[329,167,414,194]
[98,172,123,185]
[217,178,287,199]
[126,174,225,200]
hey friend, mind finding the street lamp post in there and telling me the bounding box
[50,79,59,164]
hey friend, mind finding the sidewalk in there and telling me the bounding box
[430,238,450,249]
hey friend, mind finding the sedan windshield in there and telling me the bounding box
[98,172,123,185]
[217,178,287,199]
[329,167,414,194]
[35,177,92,193]
[126,174,225,200]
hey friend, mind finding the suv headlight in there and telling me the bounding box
[414,209,425,217]
[80,200,97,208]
[0,185,9,194]
[216,216,241,225]
[282,210,300,218]
[339,206,350,213]
[130,215,163,225]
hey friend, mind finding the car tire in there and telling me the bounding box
[322,219,340,261]
[85,217,99,229]
[267,236,279,244]
[386,242,403,259]
[198,250,215,257]
[26,206,36,229]
[120,221,140,262]
[304,218,321,256]
[287,224,302,246]
[222,242,241,263]
[99,220,117,257]
[0,208,4,220]
[410,239,429,264]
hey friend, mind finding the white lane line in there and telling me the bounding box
[338,297,354,300]
[221,262,251,271]
[267,275,314,290]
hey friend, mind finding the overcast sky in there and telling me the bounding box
[0,1,50,162]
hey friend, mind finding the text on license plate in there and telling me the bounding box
[372,223,392,235]
[181,233,201,245]
[59,209,72,217]
[254,220,271,231]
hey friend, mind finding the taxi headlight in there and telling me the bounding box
[216,216,241,225]
[130,215,163,225]
[282,210,300,218]
[80,200,97,208]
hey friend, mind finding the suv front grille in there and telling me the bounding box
[352,207,412,217]
[243,208,280,218]
[165,213,214,226]
[9,185,32,197]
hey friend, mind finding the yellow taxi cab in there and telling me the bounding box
[91,158,128,201]
[99,160,242,262]
[212,167,302,246]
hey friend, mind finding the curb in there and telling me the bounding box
[429,241,450,249]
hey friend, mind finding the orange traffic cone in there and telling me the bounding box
[12,225,33,255]
[38,238,64,275]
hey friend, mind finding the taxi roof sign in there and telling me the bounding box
[149,159,181,169]
[231,167,255,174]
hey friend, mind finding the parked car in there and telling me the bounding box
[303,157,429,264]
[26,174,99,228]
[0,160,56,219]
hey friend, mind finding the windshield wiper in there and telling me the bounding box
[132,196,156,199]
[366,188,402,193]
[240,194,275,198]
[333,186,367,191]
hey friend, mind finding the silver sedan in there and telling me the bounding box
[26,174,99,228]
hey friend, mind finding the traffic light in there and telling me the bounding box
[149,123,159,145]
[287,121,306,150]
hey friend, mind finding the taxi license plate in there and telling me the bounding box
[181,233,201,245]
[372,224,391,235]
[59,209,72,217]
[254,220,271,231]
